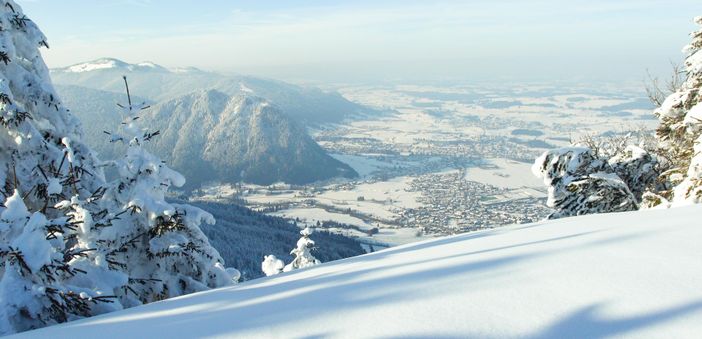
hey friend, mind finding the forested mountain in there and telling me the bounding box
[58,86,358,188]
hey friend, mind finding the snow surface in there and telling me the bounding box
[329,154,392,177]
[318,176,422,211]
[270,208,371,228]
[46,178,62,195]
[14,205,702,338]
[464,158,544,189]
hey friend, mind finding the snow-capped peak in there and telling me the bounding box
[239,82,254,94]
[63,58,128,73]
[169,66,204,74]
[56,58,170,73]
[136,61,159,68]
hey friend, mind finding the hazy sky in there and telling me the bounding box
[18,0,702,83]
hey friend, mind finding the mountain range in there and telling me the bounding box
[52,58,365,125]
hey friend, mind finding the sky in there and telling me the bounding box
[17,0,702,84]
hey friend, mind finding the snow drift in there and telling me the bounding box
[13,205,702,338]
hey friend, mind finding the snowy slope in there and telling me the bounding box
[14,206,702,338]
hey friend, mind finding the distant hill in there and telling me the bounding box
[51,58,366,125]
[57,85,358,188]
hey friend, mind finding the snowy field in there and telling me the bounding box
[241,176,421,222]
[270,208,370,228]
[329,154,394,177]
[335,83,656,147]
[318,176,422,210]
[464,158,544,189]
[242,176,428,245]
[17,205,702,338]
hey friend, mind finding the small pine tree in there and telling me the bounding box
[283,227,320,272]
[261,255,284,276]
[647,16,702,205]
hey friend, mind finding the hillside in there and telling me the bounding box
[184,199,365,281]
[14,205,702,338]
[51,58,366,125]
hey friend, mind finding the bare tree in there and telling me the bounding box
[644,61,685,106]
[571,125,656,158]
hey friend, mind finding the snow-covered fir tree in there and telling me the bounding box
[0,1,237,334]
[283,227,320,272]
[645,16,702,206]
[532,145,657,219]
[0,0,117,333]
[97,77,237,305]
[261,255,284,276]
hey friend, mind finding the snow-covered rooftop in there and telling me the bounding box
[14,205,702,338]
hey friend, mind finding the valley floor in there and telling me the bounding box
[15,205,702,338]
